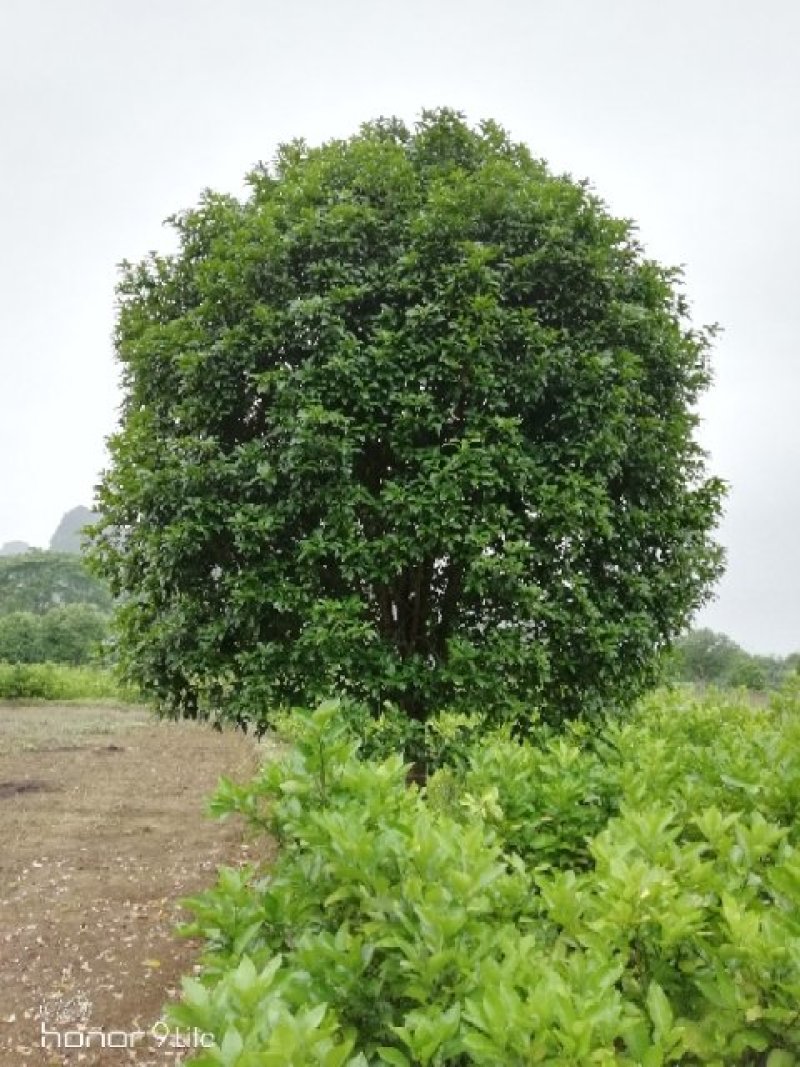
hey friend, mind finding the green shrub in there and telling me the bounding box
[330,703,493,773]
[451,722,620,869]
[0,612,45,663]
[169,686,800,1064]
[0,662,137,701]
[38,603,108,664]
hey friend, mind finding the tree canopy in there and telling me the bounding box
[0,550,112,616]
[91,109,724,726]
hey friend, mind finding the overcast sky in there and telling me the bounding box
[1,0,797,654]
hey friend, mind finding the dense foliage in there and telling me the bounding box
[92,108,723,728]
[171,686,800,1065]
[0,551,112,615]
[0,604,108,664]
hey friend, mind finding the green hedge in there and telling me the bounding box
[168,680,800,1065]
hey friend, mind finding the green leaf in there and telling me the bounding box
[219,1026,243,1066]
[766,1052,795,1067]
[646,981,673,1038]
[376,1049,412,1067]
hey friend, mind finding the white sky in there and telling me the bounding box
[1,0,797,654]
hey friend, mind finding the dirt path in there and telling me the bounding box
[0,703,272,1066]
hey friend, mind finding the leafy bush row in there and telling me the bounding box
[170,683,800,1065]
[0,662,137,701]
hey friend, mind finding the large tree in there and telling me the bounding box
[91,110,724,726]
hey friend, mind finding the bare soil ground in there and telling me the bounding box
[0,703,273,1066]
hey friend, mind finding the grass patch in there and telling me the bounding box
[0,702,151,755]
[0,661,139,702]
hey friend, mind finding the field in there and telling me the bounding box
[0,703,270,1066]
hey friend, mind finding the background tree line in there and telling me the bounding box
[0,550,111,666]
[670,628,800,691]
[0,541,793,688]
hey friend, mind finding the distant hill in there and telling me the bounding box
[49,506,100,555]
[0,541,32,557]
